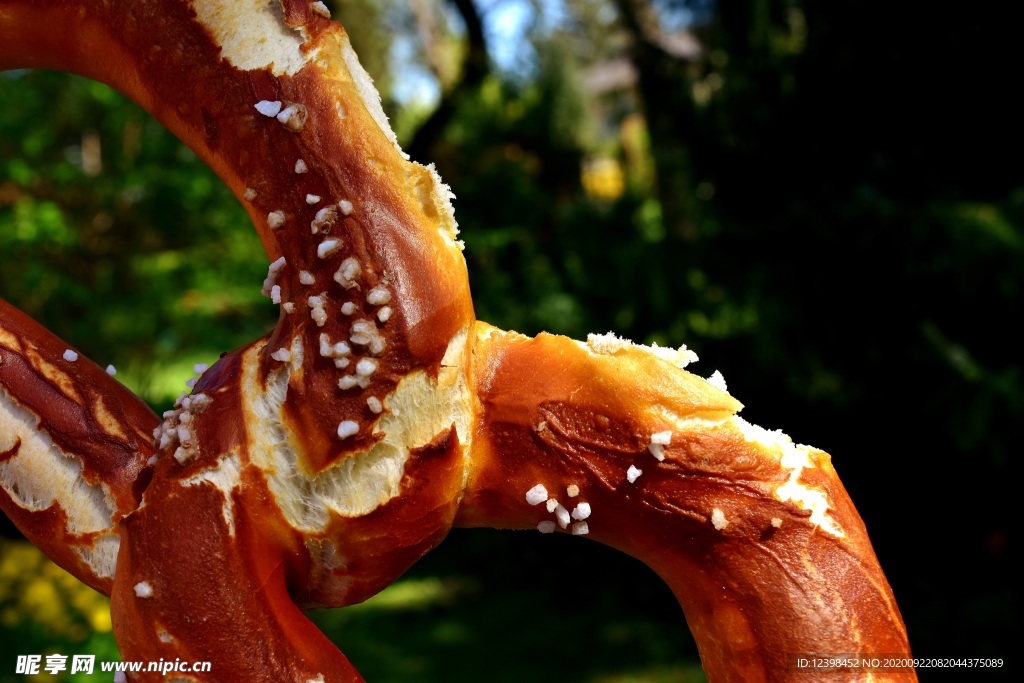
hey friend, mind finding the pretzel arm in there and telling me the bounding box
[457,325,914,682]
[0,298,158,595]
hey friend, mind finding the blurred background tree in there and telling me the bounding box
[1,1,1018,681]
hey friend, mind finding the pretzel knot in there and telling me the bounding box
[0,2,914,681]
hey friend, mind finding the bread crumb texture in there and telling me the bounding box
[191,0,314,76]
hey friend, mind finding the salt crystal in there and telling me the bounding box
[651,430,672,445]
[525,484,548,506]
[555,504,571,529]
[711,508,729,530]
[277,104,308,132]
[254,100,282,117]
[571,503,591,521]
[318,239,341,259]
[267,211,286,229]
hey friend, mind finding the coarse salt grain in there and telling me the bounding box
[377,306,393,323]
[537,520,556,534]
[337,420,359,439]
[63,349,78,362]
[277,103,308,132]
[243,187,257,200]
[261,257,287,296]
[341,301,357,315]
[571,521,589,536]
[306,194,321,205]
[194,363,209,374]
[295,159,308,174]
[566,484,579,498]
[651,430,672,445]
[545,498,558,513]
[338,375,359,390]
[105,364,117,376]
[300,271,315,285]
[270,348,291,362]
[349,320,376,345]
[338,199,353,215]
[283,302,295,313]
[311,206,338,234]
[626,465,643,483]
[334,257,360,288]
[254,100,282,117]
[367,396,383,414]
[771,517,783,528]
[267,211,286,229]
[318,334,332,357]
[711,508,729,530]
[525,484,548,506]
[571,503,591,521]
[319,334,334,357]
[355,358,378,377]
[648,443,666,461]
[271,285,282,304]
[366,286,391,305]
[318,238,341,259]
[554,504,571,529]
[134,581,153,598]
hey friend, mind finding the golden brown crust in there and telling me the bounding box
[458,325,914,682]
[0,2,914,682]
[0,298,157,594]
[1,0,473,472]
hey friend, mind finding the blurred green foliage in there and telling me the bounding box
[1,0,1020,681]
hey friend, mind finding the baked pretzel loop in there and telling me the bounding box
[0,1,914,681]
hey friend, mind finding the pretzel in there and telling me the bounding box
[0,2,915,681]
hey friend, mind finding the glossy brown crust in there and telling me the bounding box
[0,0,473,474]
[303,426,466,609]
[111,346,363,682]
[108,336,465,680]
[0,2,915,682]
[458,326,914,682]
[0,298,157,594]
